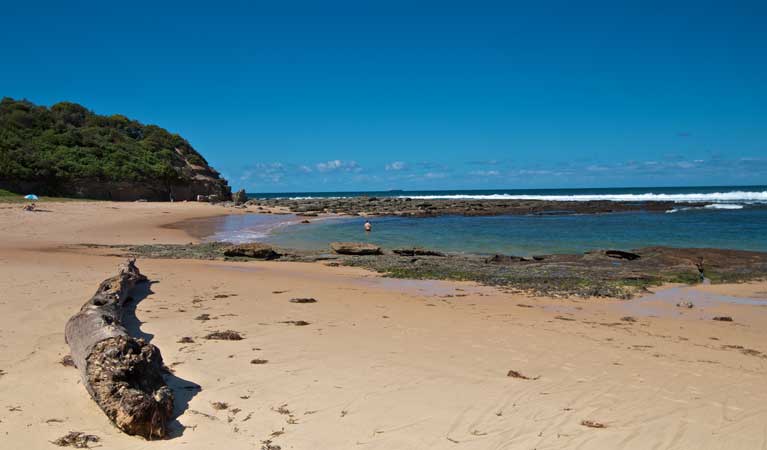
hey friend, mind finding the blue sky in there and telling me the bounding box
[2,1,766,192]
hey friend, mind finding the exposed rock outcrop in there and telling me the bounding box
[223,243,281,259]
[392,247,446,257]
[247,196,709,217]
[232,189,248,205]
[330,242,382,255]
[114,243,767,299]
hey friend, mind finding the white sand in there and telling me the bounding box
[1,201,766,449]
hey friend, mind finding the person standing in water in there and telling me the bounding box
[364,220,372,232]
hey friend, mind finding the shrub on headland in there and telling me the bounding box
[0,97,230,200]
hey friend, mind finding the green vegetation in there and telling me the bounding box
[0,97,215,194]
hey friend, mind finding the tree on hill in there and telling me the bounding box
[0,97,230,200]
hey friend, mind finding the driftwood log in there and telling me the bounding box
[64,259,173,439]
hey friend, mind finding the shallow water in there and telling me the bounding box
[177,213,304,242]
[618,284,767,319]
[258,207,767,256]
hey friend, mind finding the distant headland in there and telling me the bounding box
[0,97,231,201]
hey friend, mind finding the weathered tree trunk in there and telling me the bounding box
[65,259,173,439]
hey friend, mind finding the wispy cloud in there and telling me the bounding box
[469,170,500,176]
[240,162,286,183]
[228,156,767,191]
[467,159,501,166]
[385,161,407,171]
[316,159,360,172]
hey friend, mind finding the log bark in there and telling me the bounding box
[64,259,173,439]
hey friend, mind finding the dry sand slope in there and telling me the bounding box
[1,201,766,449]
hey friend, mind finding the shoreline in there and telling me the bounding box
[167,211,348,244]
[154,210,767,300]
[115,240,767,299]
[2,201,767,449]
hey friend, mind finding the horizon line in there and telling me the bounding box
[244,183,767,195]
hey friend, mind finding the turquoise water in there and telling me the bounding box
[259,208,767,255]
[200,186,767,255]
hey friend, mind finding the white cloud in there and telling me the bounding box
[239,162,287,183]
[385,161,407,171]
[316,160,360,172]
[469,170,500,176]
[316,159,342,171]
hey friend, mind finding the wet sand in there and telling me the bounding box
[1,201,766,449]
[167,213,302,242]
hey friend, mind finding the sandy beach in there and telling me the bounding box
[1,201,766,450]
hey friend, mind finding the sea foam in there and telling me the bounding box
[396,191,767,203]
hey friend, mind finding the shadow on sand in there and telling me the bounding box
[125,280,201,439]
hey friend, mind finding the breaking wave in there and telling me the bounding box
[667,203,745,213]
[397,191,767,203]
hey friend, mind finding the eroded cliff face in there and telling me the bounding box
[66,175,231,201]
[1,153,231,201]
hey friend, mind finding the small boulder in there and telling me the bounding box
[605,250,641,261]
[330,242,382,255]
[585,250,641,261]
[205,330,244,340]
[584,250,641,261]
[224,243,280,259]
[713,316,733,322]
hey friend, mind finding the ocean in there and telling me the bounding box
[202,185,767,255]
[248,185,767,205]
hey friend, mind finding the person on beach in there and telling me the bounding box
[364,220,372,232]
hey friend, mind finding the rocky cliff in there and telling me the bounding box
[0,97,231,201]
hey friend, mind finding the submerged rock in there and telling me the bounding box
[330,242,382,255]
[223,243,280,259]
